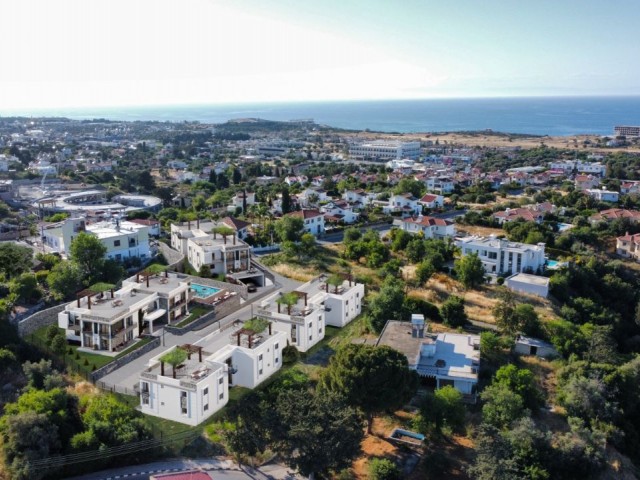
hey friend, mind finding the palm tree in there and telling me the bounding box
[160,348,188,379]
[326,274,343,294]
[276,292,299,315]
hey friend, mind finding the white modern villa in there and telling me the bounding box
[295,274,365,328]
[58,271,191,353]
[41,216,151,262]
[255,291,326,352]
[455,235,546,275]
[139,320,287,425]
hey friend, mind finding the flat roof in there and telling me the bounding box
[75,288,153,320]
[376,320,422,365]
[128,272,190,295]
[516,335,554,348]
[506,273,550,286]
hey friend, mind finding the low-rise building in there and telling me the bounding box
[493,203,556,225]
[589,208,640,225]
[41,217,151,262]
[58,271,191,353]
[295,274,365,328]
[321,201,360,224]
[286,209,325,236]
[616,232,640,261]
[455,235,546,275]
[586,188,619,203]
[377,320,479,397]
[400,216,455,238]
[418,193,444,209]
[514,335,557,358]
[505,272,550,298]
[255,291,325,352]
[139,321,288,426]
[381,194,421,216]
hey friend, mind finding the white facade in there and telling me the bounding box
[41,217,151,261]
[514,335,557,358]
[321,201,360,224]
[455,235,546,275]
[58,272,191,353]
[349,141,421,160]
[287,210,325,236]
[255,292,326,352]
[505,273,550,298]
[415,333,480,395]
[549,160,607,176]
[400,216,455,239]
[423,176,455,194]
[296,275,365,328]
[585,188,619,203]
[140,347,228,426]
[381,194,421,216]
[418,193,445,209]
[171,221,251,275]
[139,320,287,426]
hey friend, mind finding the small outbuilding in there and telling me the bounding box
[505,272,549,298]
[514,335,557,358]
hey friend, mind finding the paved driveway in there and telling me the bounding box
[99,274,303,392]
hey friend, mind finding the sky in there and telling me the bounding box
[1,0,639,110]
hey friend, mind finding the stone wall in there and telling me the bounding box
[17,304,67,337]
[90,336,161,382]
[165,309,217,336]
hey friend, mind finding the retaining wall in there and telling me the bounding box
[17,304,66,337]
[90,336,161,382]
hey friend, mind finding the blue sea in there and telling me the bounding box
[5,96,640,136]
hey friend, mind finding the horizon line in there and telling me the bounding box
[2,93,640,115]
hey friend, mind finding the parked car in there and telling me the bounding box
[245,280,257,292]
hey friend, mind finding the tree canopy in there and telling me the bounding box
[319,344,418,433]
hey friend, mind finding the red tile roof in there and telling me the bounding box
[287,209,323,219]
[221,216,250,231]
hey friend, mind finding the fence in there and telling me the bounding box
[90,336,161,382]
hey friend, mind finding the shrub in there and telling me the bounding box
[369,458,401,480]
[496,276,505,285]
[83,358,89,366]
[282,345,300,364]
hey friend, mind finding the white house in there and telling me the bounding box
[616,232,640,261]
[455,235,546,275]
[286,209,325,236]
[585,188,619,203]
[227,191,255,213]
[139,320,288,426]
[401,216,455,239]
[58,271,191,353]
[423,176,455,194]
[296,274,365,328]
[381,194,421,216]
[298,188,329,207]
[378,320,479,397]
[42,217,151,262]
[342,189,376,207]
[255,291,326,352]
[321,201,360,224]
[140,346,228,426]
[418,193,444,209]
[505,273,550,298]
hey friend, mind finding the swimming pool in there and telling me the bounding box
[546,260,559,268]
[191,283,221,298]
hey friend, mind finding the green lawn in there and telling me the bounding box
[175,305,212,328]
[28,326,151,375]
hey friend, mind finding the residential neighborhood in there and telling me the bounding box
[2,114,640,480]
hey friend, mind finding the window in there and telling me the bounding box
[218,377,223,385]
[180,391,188,415]
[219,392,224,400]
[309,334,313,341]
[308,322,312,329]
[204,387,209,395]
[275,343,279,350]
[114,240,121,247]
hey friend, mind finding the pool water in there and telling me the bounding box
[191,283,221,298]
[546,260,559,268]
